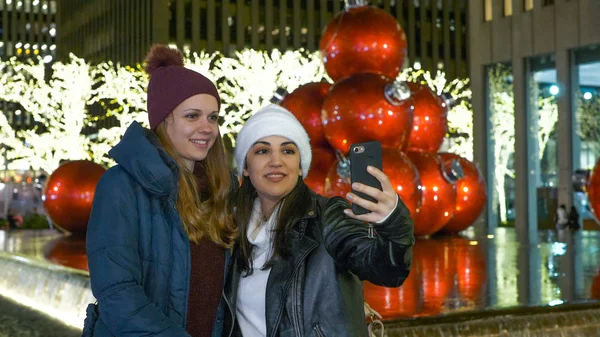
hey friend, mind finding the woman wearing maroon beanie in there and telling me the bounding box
[83,45,237,337]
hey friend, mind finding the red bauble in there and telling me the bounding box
[322,73,414,154]
[304,147,336,195]
[43,160,106,233]
[587,158,600,219]
[382,149,421,216]
[320,5,408,82]
[407,83,448,153]
[280,82,332,148]
[44,236,89,271]
[323,149,421,216]
[438,153,486,233]
[407,151,457,236]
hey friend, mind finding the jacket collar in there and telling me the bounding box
[224,195,323,337]
[109,121,179,201]
[298,192,319,218]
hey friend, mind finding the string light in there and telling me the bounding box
[0,50,473,175]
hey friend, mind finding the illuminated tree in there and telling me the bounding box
[537,96,558,160]
[487,64,560,223]
[577,93,600,143]
[0,112,20,171]
[87,61,149,167]
[214,49,326,144]
[0,55,93,172]
[575,92,600,170]
[487,64,516,224]
[0,50,470,176]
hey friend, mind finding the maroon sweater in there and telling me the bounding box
[187,163,226,337]
[186,238,225,337]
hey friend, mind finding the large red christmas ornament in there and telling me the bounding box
[44,236,89,271]
[438,153,486,233]
[323,149,421,216]
[280,82,331,148]
[407,83,448,153]
[587,158,600,219]
[319,4,408,82]
[322,73,414,154]
[304,147,336,195]
[382,149,421,216]
[43,160,106,233]
[407,151,459,236]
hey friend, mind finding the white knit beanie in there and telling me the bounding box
[235,104,312,178]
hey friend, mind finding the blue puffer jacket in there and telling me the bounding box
[85,121,227,337]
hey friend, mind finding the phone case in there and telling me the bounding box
[349,141,383,215]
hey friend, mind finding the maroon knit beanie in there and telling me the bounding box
[145,44,221,130]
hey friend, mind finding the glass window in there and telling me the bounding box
[528,54,558,228]
[574,45,600,224]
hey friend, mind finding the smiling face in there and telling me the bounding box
[164,94,220,171]
[244,135,302,212]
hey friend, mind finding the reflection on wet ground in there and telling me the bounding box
[364,228,600,320]
[0,227,599,324]
[0,230,87,272]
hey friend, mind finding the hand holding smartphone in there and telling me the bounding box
[349,141,383,215]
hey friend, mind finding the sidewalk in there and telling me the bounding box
[0,294,81,337]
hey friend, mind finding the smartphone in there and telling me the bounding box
[349,141,383,215]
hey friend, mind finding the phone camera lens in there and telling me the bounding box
[353,146,365,154]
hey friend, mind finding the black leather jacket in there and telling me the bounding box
[222,193,414,337]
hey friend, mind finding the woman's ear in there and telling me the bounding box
[243,161,250,177]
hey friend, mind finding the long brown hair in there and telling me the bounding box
[155,123,237,249]
[234,175,312,275]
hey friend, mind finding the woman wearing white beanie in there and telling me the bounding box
[223,104,415,337]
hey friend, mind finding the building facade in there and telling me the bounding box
[469,0,600,240]
[57,0,468,80]
[0,0,57,129]
[0,0,57,59]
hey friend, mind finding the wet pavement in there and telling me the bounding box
[0,294,81,337]
[364,227,600,320]
[1,227,600,334]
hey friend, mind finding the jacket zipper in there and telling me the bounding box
[313,324,326,337]
[168,203,189,328]
[270,247,316,336]
[291,274,302,337]
[270,219,316,337]
[223,287,235,337]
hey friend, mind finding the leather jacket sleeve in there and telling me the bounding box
[319,195,414,288]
